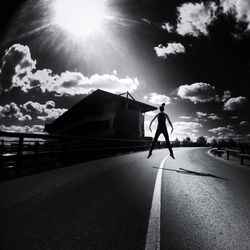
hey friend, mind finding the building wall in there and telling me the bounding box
[138,113,144,137]
[115,109,141,137]
[46,96,150,139]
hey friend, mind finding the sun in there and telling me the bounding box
[53,0,109,37]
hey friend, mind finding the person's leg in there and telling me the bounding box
[148,129,161,158]
[163,128,174,158]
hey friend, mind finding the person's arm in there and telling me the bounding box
[149,114,158,132]
[166,114,173,133]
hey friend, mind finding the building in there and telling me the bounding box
[44,89,157,139]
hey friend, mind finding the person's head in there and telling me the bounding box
[159,103,165,112]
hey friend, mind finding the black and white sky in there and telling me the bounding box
[0,0,249,141]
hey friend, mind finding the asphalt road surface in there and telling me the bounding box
[0,147,250,250]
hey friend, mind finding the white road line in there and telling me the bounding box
[145,155,170,250]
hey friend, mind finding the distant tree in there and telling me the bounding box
[227,139,236,147]
[217,139,227,148]
[181,137,192,147]
[196,136,207,146]
[172,138,181,147]
[210,139,218,148]
[186,137,191,146]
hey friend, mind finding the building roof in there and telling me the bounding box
[45,89,157,133]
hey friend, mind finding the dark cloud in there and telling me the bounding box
[221,90,231,102]
[22,100,67,122]
[0,102,20,117]
[0,44,36,91]
[240,121,249,126]
[223,96,248,111]
[45,100,55,109]
[0,100,67,128]
[220,0,250,32]
[0,102,33,122]
[209,126,232,134]
[22,101,44,114]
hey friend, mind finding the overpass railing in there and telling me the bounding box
[0,131,170,179]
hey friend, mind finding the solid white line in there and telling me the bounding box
[145,155,170,250]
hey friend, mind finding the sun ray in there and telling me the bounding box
[52,0,110,38]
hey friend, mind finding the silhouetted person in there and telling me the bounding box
[147,103,175,159]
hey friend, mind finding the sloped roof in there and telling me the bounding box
[46,89,156,132]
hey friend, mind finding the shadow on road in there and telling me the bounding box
[152,166,228,180]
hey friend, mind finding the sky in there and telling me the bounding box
[0,0,249,142]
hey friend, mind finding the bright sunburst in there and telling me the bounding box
[53,0,109,37]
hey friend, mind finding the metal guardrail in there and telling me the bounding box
[210,147,250,165]
[0,131,170,179]
[225,148,250,165]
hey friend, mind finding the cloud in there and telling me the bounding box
[240,121,249,126]
[161,22,174,32]
[230,115,239,119]
[0,102,35,121]
[23,101,44,114]
[174,121,202,133]
[0,124,44,133]
[196,111,207,117]
[227,125,234,129]
[18,115,32,121]
[144,119,202,141]
[222,90,231,102]
[179,116,191,119]
[1,101,67,124]
[220,0,250,31]
[22,100,67,122]
[144,93,171,105]
[37,108,67,123]
[196,111,221,120]
[0,44,36,91]
[208,126,233,134]
[146,111,158,116]
[207,126,246,140]
[159,0,250,38]
[207,114,221,120]
[223,96,248,110]
[45,100,56,109]
[142,18,151,24]
[0,102,21,118]
[53,72,139,96]
[172,121,203,140]
[32,71,139,96]
[176,2,217,37]
[154,43,185,59]
[0,44,140,95]
[177,82,217,103]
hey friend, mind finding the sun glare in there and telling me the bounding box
[53,0,109,37]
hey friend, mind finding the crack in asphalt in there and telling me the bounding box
[153,166,228,180]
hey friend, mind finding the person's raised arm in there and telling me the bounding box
[149,114,158,132]
[166,114,174,133]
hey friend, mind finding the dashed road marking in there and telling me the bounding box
[145,155,170,250]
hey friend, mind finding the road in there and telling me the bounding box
[0,147,250,250]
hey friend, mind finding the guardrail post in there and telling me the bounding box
[0,139,4,155]
[61,139,68,165]
[34,141,39,165]
[16,136,24,174]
